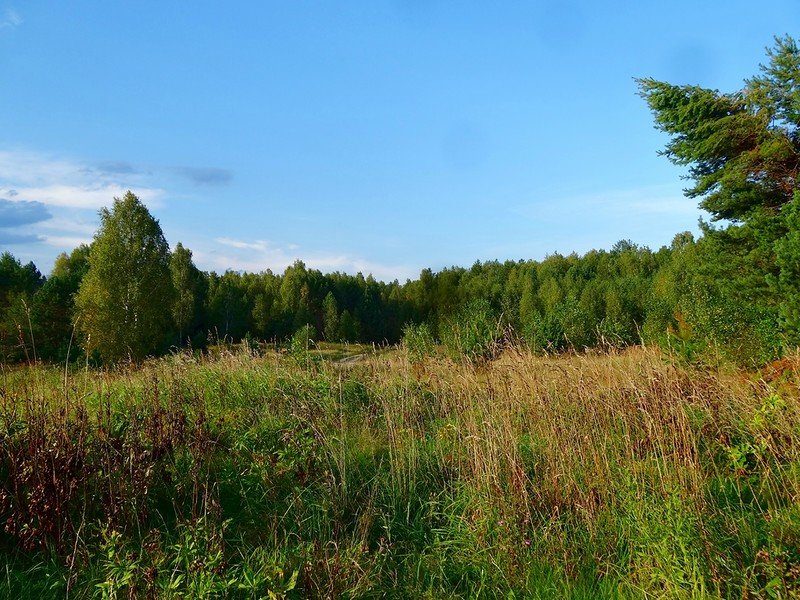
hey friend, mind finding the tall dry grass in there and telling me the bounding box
[0,345,798,597]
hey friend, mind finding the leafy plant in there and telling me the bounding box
[440,299,503,364]
[402,322,436,364]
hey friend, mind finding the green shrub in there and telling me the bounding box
[440,299,503,364]
[290,323,319,366]
[402,322,436,364]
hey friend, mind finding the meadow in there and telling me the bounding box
[1,343,799,598]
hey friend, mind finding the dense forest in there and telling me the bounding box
[2,36,799,367]
[0,210,782,367]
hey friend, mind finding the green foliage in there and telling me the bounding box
[95,517,299,599]
[338,309,361,342]
[170,242,205,347]
[402,321,436,364]
[771,191,800,346]
[0,252,43,361]
[289,323,319,367]
[75,192,174,362]
[639,36,800,356]
[637,36,800,223]
[616,479,709,597]
[322,291,339,342]
[31,245,89,361]
[2,348,800,596]
[681,281,781,365]
[206,270,250,341]
[0,225,784,367]
[291,323,318,347]
[440,298,503,363]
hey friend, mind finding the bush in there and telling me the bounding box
[290,324,319,366]
[680,285,781,366]
[402,322,436,364]
[440,299,503,364]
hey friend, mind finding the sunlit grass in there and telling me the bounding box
[0,345,799,597]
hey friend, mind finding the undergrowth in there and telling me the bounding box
[1,346,799,598]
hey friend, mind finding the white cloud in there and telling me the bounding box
[515,183,699,221]
[38,215,99,236]
[42,234,93,248]
[215,237,272,252]
[199,237,417,282]
[0,150,79,185]
[3,183,164,210]
[505,183,704,255]
[0,150,165,210]
[0,148,170,274]
[0,8,21,29]
[0,147,417,281]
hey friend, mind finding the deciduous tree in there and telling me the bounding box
[170,242,204,346]
[75,192,174,362]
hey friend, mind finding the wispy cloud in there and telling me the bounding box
[216,237,271,252]
[0,197,51,247]
[91,160,140,176]
[204,237,416,281]
[4,184,163,210]
[38,216,97,236]
[41,234,93,248]
[175,166,233,186]
[0,8,21,29]
[0,231,41,245]
[0,150,81,186]
[0,148,171,274]
[0,150,165,210]
[0,151,237,202]
[0,198,51,227]
[36,217,97,248]
[508,183,703,254]
[515,184,699,221]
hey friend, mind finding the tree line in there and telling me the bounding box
[1,36,798,365]
[0,220,779,365]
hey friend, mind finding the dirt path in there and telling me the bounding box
[335,354,367,364]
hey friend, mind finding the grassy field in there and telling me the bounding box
[1,344,799,598]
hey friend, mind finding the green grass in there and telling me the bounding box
[1,346,799,598]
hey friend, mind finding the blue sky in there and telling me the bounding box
[1,1,798,281]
